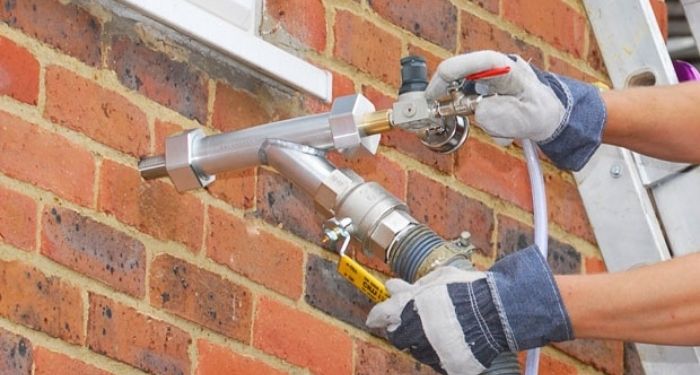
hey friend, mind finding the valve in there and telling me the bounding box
[392,55,471,154]
[322,217,390,303]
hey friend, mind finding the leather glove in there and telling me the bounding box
[425,50,606,171]
[366,246,574,375]
[426,50,564,143]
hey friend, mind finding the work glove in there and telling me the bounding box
[366,246,574,375]
[425,50,606,171]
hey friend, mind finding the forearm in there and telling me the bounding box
[557,253,700,345]
[602,82,700,163]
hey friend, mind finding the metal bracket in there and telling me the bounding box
[165,129,215,192]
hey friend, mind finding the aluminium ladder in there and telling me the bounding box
[577,1,700,373]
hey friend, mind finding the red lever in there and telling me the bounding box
[466,66,511,80]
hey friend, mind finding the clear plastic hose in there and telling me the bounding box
[522,139,549,375]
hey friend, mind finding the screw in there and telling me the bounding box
[402,104,416,118]
[610,164,623,178]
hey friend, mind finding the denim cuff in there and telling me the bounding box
[533,68,607,171]
[486,246,574,352]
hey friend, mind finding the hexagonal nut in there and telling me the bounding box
[328,94,376,151]
[314,169,361,212]
[367,210,415,260]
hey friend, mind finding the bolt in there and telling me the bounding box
[458,231,472,247]
[610,164,623,178]
[322,229,339,246]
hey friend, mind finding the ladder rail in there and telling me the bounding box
[578,0,700,373]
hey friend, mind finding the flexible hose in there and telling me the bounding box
[522,139,549,375]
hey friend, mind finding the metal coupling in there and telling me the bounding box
[335,181,416,261]
[328,94,381,155]
[165,129,214,191]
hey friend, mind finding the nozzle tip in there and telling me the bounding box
[138,155,167,180]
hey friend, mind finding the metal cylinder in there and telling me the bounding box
[359,110,393,136]
[194,113,334,175]
[261,140,335,196]
[138,155,168,179]
[335,182,406,244]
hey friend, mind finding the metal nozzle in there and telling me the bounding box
[138,155,167,180]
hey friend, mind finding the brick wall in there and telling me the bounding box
[0,0,664,374]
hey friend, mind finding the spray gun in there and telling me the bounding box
[139,56,525,374]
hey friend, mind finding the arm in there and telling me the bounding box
[603,82,700,164]
[558,252,700,345]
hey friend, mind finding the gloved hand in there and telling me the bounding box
[366,246,574,375]
[425,50,606,171]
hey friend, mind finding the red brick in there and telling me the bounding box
[0,328,32,375]
[304,254,385,336]
[98,160,204,252]
[304,94,332,114]
[352,241,392,275]
[0,36,39,105]
[334,10,402,87]
[327,151,406,200]
[548,57,597,83]
[650,0,668,40]
[206,168,256,210]
[585,256,607,274]
[154,120,183,154]
[265,0,326,52]
[87,294,191,375]
[497,215,582,274]
[503,0,587,58]
[0,260,83,344]
[369,0,457,50]
[0,111,95,206]
[407,45,442,78]
[545,172,596,243]
[109,35,208,123]
[469,0,499,14]
[150,254,253,341]
[587,29,607,74]
[383,128,455,174]
[256,168,325,246]
[407,171,494,255]
[362,85,395,111]
[196,340,285,375]
[0,0,101,66]
[355,340,437,375]
[456,138,532,211]
[34,347,112,375]
[44,66,149,157]
[539,353,578,374]
[254,297,352,375]
[41,206,146,297]
[207,207,304,299]
[460,12,544,67]
[332,70,356,99]
[0,186,36,251]
[212,83,276,132]
[554,339,624,375]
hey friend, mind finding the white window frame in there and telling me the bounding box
[118,0,332,102]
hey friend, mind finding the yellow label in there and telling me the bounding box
[338,255,390,303]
